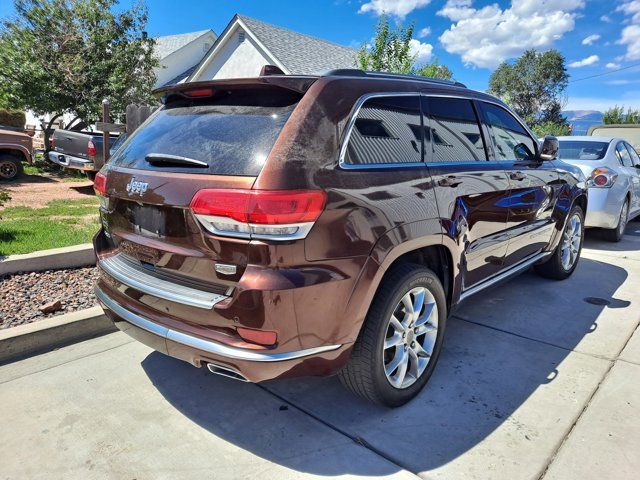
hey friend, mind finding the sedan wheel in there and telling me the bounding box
[603,199,629,242]
[383,287,438,389]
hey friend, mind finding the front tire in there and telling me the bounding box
[0,155,23,181]
[602,199,629,242]
[534,205,584,280]
[339,263,447,407]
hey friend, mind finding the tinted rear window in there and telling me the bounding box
[109,100,296,176]
[558,141,609,160]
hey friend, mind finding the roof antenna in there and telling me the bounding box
[260,65,285,76]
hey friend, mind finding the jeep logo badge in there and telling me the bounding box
[126,178,148,196]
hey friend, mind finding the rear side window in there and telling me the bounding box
[109,93,297,176]
[481,102,536,161]
[344,95,422,166]
[616,142,634,167]
[624,143,640,166]
[424,97,486,162]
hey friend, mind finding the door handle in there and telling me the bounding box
[510,171,526,181]
[438,176,463,188]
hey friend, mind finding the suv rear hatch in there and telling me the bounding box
[95,79,316,338]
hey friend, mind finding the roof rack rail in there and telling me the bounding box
[322,69,467,88]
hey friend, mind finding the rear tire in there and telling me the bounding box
[534,205,584,280]
[602,199,629,242]
[339,263,447,407]
[0,154,23,181]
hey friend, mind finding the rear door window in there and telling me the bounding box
[624,142,640,166]
[343,95,423,166]
[480,102,536,161]
[109,94,297,176]
[616,142,634,167]
[423,97,486,162]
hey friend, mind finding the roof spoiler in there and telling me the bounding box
[260,65,286,76]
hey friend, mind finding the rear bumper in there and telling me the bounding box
[95,284,351,382]
[585,187,624,229]
[48,151,95,171]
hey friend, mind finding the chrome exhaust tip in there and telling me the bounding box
[206,363,250,382]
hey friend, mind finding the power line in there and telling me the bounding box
[569,62,640,83]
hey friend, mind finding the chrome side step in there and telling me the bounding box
[459,251,552,301]
[99,253,228,309]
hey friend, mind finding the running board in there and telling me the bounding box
[459,251,552,301]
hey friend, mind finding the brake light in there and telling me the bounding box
[94,172,107,194]
[588,167,617,188]
[87,139,97,157]
[237,327,277,346]
[183,88,213,98]
[190,189,327,240]
[50,133,55,149]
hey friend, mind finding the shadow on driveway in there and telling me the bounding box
[141,256,627,477]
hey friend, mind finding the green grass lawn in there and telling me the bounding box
[0,198,100,256]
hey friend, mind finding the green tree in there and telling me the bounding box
[0,0,158,121]
[603,106,625,124]
[531,121,571,138]
[488,49,569,131]
[625,108,640,124]
[358,16,453,80]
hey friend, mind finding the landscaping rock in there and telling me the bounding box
[0,267,99,329]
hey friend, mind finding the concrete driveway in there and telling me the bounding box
[1,226,639,480]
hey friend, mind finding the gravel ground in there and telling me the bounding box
[0,267,99,329]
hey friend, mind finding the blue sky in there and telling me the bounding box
[2,0,639,112]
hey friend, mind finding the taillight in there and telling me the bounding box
[190,189,327,240]
[94,172,109,210]
[588,167,617,188]
[183,87,213,98]
[87,139,97,157]
[50,133,55,149]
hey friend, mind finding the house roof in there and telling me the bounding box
[154,29,215,60]
[163,64,199,86]
[236,15,357,74]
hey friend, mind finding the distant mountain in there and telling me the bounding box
[562,110,603,136]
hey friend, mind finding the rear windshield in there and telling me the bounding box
[558,141,609,160]
[109,100,296,176]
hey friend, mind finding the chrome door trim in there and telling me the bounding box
[459,251,552,301]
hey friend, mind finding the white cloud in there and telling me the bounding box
[617,2,640,60]
[568,55,600,67]
[617,0,640,23]
[359,0,432,18]
[582,34,600,46]
[438,0,585,69]
[417,27,431,38]
[606,62,622,69]
[409,39,434,64]
[600,15,612,23]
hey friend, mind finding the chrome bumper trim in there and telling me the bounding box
[98,253,228,309]
[95,286,343,362]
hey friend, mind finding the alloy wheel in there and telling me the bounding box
[560,213,582,271]
[0,160,18,179]
[383,286,438,389]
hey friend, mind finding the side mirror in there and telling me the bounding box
[539,136,559,161]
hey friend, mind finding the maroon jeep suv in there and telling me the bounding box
[93,70,587,406]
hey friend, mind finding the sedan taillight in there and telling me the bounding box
[190,189,327,240]
[588,167,617,188]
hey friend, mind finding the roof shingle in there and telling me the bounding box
[154,30,215,60]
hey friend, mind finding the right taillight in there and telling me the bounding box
[190,189,327,240]
[588,167,617,188]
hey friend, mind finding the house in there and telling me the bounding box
[188,14,358,81]
[153,29,217,87]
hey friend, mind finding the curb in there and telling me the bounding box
[0,243,96,276]
[0,306,116,364]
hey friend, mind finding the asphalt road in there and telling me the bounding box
[1,225,639,480]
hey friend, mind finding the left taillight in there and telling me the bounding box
[94,172,109,210]
[588,167,617,188]
[190,189,327,240]
[87,139,97,157]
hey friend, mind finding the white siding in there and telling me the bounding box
[154,31,216,87]
[194,26,274,80]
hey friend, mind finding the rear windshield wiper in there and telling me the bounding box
[145,153,208,168]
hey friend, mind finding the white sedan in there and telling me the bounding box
[557,136,640,242]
